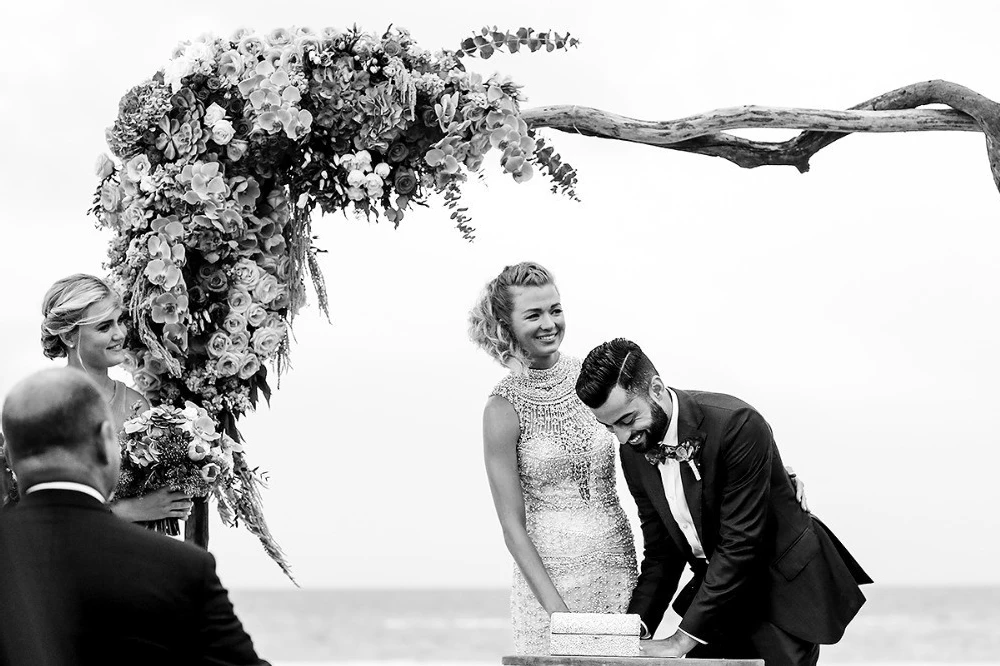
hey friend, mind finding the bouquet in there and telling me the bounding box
[116,402,240,535]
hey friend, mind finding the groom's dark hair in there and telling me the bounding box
[576,338,659,408]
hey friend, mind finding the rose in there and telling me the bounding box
[100,181,122,211]
[144,355,169,375]
[206,331,231,358]
[238,35,266,57]
[229,330,250,353]
[218,50,245,81]
[212,120,236,145]
[270,287,291,310]
[262,313,284,330]
[226,288,252,314]
[203,102,227,127]
[251,327,283,356]
[252,274,280,304]
[387,142,409,163]
[245,304,268,328]
[382,39,402,57]
[122,204,146,230]
[222,312,247,335]
[95,153,115,179]
[188,441,211,462]
[393,169,417,195]
[364,173,384,194]
[354,150,373,170]
[353,35,375,56]
[237,352,260,380]
[374,162,391,178]
[346,169,366,188]
[227,139,249,162]
[231,259,260,286]
[214,352,241,377]
[267,27,292,45]
[204,269,228,293]
[132,369,162,394]
[125,154,152,183]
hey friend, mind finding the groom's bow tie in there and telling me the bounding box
[644,439,703,480]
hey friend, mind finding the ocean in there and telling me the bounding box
[228,586,1000,663]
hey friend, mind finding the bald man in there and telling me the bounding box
[0,368,269,666]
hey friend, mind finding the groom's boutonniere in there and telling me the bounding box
[645,438,703,481]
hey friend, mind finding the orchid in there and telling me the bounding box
[150,292,188,325]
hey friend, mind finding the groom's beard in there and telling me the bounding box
[626,399,671,454]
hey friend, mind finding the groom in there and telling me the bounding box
[576,339,871,666]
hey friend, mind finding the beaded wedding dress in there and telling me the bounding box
[492,354,638,655]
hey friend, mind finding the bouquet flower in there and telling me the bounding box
[115,402,241,535]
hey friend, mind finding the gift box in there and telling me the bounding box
[549,612,642,657]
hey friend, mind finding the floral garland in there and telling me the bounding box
[92,25,579,578]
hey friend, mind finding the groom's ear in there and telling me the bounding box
[648,376,664,400]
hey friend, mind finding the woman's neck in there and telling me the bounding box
[66,358,114,395]
[528,351,560,370]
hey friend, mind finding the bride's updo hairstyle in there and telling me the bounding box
[41,274,121,359]
[469,261,557,373]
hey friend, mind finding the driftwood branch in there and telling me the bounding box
[522,80,1000,192]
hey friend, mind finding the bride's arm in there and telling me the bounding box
[483,396,569,616]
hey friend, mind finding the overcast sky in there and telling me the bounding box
[1,0,998,589]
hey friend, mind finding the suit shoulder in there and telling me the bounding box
[686,390,757,416]
[685,390,771,434]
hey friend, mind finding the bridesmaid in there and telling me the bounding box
[1,274,191,522]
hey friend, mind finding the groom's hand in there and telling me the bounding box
[638,631,698,658]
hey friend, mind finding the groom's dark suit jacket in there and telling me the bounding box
[0,489,268,666]
[622,389,872,646]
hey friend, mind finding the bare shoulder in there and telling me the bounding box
[123,385,151,412]
[483,395,520,446]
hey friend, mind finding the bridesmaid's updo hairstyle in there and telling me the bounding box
[468,261,557,372]
[41,274,121,359]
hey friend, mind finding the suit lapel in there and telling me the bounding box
[673,389,708,549]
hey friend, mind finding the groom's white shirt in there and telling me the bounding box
[25,481,106,504]
[641,388,706,645]
[659,388,706,560]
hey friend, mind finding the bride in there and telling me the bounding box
[469,262,808,654]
